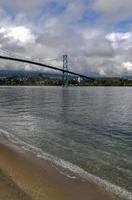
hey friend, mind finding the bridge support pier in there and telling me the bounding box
[62,55,68,86]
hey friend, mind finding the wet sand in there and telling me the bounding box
[0,141,115,200]
[0,169,31,200]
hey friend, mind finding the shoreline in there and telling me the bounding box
[0,139,115,200]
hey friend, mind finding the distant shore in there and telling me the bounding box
[0,76,132,86]
[0,139,115,200]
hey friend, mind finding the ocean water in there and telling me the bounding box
[0,86,132,199]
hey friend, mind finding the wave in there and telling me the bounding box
[0,129,132,200]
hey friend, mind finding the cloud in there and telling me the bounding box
[2,26,35,44]
[93,0,132,13]
[106,32,131,43]
[0,0,47,12]
[0,0,131,77]
[106,32,132,50]
[93,0,132,22]
[123,62,132,71]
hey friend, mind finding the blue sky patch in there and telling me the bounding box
[80,10,100,24]
[39,2,66,17]
[114,18,132,32]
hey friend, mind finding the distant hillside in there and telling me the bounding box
[0,70,132,86]
[0,70,63,79]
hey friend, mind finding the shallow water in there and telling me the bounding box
[0,86,131,197]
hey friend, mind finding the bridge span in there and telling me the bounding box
[0,55,94,82]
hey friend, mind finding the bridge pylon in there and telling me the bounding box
[62,55,68,86]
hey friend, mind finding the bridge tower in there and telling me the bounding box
[62,55,68,86]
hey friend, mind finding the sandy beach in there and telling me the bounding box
[0,140,115,200]
[0,169,31,200]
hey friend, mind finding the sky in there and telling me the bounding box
[0,0,132,77]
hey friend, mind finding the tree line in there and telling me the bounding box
[0,77,132,86]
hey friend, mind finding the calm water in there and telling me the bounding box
[0,86,132,196]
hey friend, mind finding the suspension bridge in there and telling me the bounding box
[0,48,94,86]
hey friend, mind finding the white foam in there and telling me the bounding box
[0,129,132,200]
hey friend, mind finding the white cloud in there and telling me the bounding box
[99,68,106,76]
[0,27,6,33]
[123,62,132,71]
[106,32,132,51]
[106,32,131,43]
[4,26,35,44]
[0,1,131,77]
[106,32,132,50]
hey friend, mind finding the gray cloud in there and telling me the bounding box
[93,0,132,23]
[0,0,131,76]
